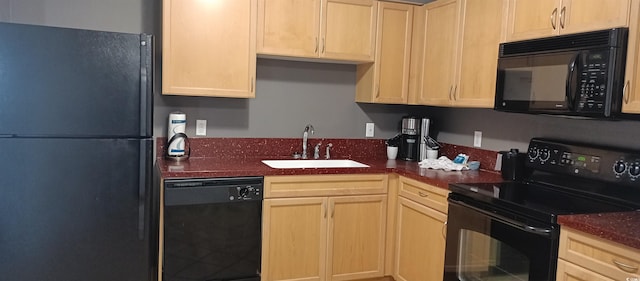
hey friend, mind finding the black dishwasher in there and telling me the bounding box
[163,177,263,281]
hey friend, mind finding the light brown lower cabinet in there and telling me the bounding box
[261,175,388,281]
[556,259,615,281]
[393,176,448,281]
[557,227,640,281]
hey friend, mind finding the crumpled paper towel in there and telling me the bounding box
[419,156,469,171]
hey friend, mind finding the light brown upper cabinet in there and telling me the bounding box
[506,0,631,42]
[162,0,257,98]
[356,2,413,104]
[622,0,640,114]
[257,0,377,63]
[409,0,506,107]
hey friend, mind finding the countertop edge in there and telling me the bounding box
[558,212,640,251]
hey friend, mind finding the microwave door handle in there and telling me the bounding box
[566,53,580,109]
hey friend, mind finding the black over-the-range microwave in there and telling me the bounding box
[495,28,628,119]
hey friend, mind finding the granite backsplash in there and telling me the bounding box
[156,137,500,171]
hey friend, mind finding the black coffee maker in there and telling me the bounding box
[399,117,420,161]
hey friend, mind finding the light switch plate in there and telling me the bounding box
[196,119,207,136]
[365,123,375,137]
[474,131,482,147]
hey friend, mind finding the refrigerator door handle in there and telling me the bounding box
[137,141,151,241]
[139,34,153,137]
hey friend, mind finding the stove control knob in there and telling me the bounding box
[539,149,550,162]
[528,148,539,160]
[629,163,640,177]
[613,161,627,175]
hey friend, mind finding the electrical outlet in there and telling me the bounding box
[196,120,207,136]
[365,123,375,137]
[474,131,482,147]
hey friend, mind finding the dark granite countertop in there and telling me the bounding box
[155,137,504,189]
[558,212,640,251]
[156,156,504,189]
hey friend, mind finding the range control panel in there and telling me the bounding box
[527,138,640,184]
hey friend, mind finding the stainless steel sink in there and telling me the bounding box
[261,159,369,169]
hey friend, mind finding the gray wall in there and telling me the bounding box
[3,0,640,151]
[156,59,408,139]
[414,106,640,152]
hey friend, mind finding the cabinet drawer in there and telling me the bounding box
[556,259,615,281]
[265,174,388,198]
[398,176,448,213]
[559,227,640,280]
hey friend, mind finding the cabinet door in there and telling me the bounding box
[356,2,412,104]
[454,0,506,107]
[394,196,447,281]
[623,1,640,114]
[414,0,459,106]
[257,0,321,58]
[505,0,561,41]
[327,195,387,281]
[556,260,616,281]
[162,0,257,98]
[373,2,413,104]
[561,0,630,35]
[321,0,377,62]
[262,198,327,281]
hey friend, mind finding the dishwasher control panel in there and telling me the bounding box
[229,185,262,201]
[164,176,264,206]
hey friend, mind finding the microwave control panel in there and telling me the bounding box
[526,138,640,185]
[576,51,609,112]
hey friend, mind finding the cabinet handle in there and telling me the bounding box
[323,203,327,218]
[376,85,380,98]
[559,6,566,29]
[613,259,639,273]
[418,191,429,197]
[250,78,254,93]
[453,85,458,101]
[551,8,558,30]
[331,202,335,218]
[315,37,318,53]
[322,38,326,53]
[448,86,453,100]
[441,221,447,240]
[624,80,630,104]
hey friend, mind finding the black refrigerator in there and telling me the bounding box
[0,22,157,281]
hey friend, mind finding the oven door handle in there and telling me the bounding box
[450,198,554,238]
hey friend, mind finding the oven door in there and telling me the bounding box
[444,195,559,281]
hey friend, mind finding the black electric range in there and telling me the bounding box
[443,138,640,281]
[451,138,640,224]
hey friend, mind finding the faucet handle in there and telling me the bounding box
[313,142,322,159]
[325,143,333,159]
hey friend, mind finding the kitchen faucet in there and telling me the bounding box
[302,124,314,159]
